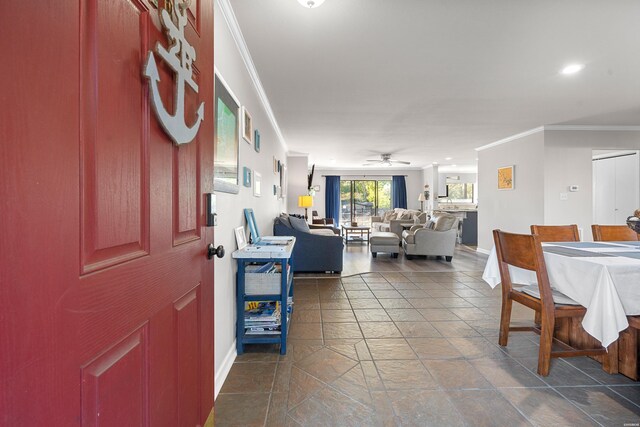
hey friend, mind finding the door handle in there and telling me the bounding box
[207,244,225,259]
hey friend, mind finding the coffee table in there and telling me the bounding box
[341,225,370,244]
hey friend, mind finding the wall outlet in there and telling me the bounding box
[569,185,579,192]
[559,192,568,201]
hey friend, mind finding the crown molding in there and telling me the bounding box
[544,125,640,131]
[475,127,544,151]
[476,124,640,152]
[216,0,288,153]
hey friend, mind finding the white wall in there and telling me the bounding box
[311,168,424,218]
[477,131,545,251]
[477,128,640,250]
[214,2,287,397]
[286,156,309,215]
[543,130,640,239]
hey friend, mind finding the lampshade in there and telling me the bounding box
[418,192,427,202]
[298,195,313,208]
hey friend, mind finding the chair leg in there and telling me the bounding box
[537,315,555,376]
[534,311,541,327]
[498,298,513,346]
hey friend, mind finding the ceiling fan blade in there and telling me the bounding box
[389,160,411,165]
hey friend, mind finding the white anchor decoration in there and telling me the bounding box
[143,3,204,145]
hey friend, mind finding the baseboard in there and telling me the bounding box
[214,340,237,399]
[475,247,490,255]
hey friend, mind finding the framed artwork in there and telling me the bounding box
[273,156,278,174]
[243,167,252,187]
[234,226,247,250]
[273,184,278,195]
[213,73,240,194]
[497,165,514,190]
[279,164,287,198]
[242,106,253,144]
[254,129,260,152]
[254,172,262,197]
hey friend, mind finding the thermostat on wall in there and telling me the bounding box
[569,185,579,192]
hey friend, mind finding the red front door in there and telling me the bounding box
[0,1,214,425]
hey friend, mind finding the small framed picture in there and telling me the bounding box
[497,165,514,190]
[254,129,260,152]
[234,226,247,250]
[243,167,252,187]
[254,172,262,197]
[242,106,253,144]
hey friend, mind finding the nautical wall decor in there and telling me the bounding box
[143,4,204,145]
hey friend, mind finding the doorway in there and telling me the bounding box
[340,180,391,226]
[592,150,640,224]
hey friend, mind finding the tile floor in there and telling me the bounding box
[215,271,640,426]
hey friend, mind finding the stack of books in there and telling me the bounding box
[244,299,293,335]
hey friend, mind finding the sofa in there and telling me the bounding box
[273,214,343,273]
[371,208,428,239]
[402,213,459,261]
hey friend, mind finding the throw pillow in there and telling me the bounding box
[399,212,413,220]
[434,215,456,231]
[278,213,292,228]
[382,211,394,222]
[289,216,311,233]
[387,213,397,221]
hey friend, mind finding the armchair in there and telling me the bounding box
[371,209,427,239]
[402,215,459,261]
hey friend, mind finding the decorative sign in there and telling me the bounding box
[143,5,204,145]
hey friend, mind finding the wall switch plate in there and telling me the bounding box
[560,192,568,201]
[569,185,579,192]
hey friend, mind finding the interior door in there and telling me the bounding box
[0,1,214,426]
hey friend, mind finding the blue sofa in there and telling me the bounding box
[273,217,344,273]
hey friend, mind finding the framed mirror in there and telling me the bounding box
[214,72,240,194]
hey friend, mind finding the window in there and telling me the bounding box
[340,180,391,226]
[446,183,474,202]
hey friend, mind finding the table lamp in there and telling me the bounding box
[298,195,313,220]
[418,192,427,212]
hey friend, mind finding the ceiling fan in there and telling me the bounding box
[363,153,410,167]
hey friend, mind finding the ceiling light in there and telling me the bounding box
[561,64,584,75]
[445,157,452,161]
[451,164,457,167]
[432,162,438,165]
[297,0,325,8]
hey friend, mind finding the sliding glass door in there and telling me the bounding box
[340,180,391,226]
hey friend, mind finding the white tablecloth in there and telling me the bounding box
[482,242,640,348]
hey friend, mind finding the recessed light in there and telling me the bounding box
[297,0,325,8]
[561,64,584,75]
[445,157,452,160]
[451,164,457,167]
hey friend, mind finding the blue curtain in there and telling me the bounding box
[392,176,407,209]
[325,176,341,226]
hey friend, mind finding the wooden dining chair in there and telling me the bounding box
[493,229,607,376]
[591,224,639,242]
[530,224,580,242]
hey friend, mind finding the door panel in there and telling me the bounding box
[0,0,215,425]
[80,0,151,273]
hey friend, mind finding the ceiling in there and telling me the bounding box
[228,0,640,170]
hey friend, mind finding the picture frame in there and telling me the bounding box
[273,156,278,174]
[234,226,247,250]
[273,184,278,195]
[254,171,262,197]
[213,73,240,194]
[279,164,287,198]
[497,165,514,190]
[243,166,252,187]
[242,106,253,144]
[254,129,260,152]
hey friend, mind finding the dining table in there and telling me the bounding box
[482,241,640,349]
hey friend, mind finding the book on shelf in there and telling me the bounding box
[245,329,281,335]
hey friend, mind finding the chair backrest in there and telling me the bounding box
[592,224,639,241]
[493,229,554,310]
[530,224,580,242]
